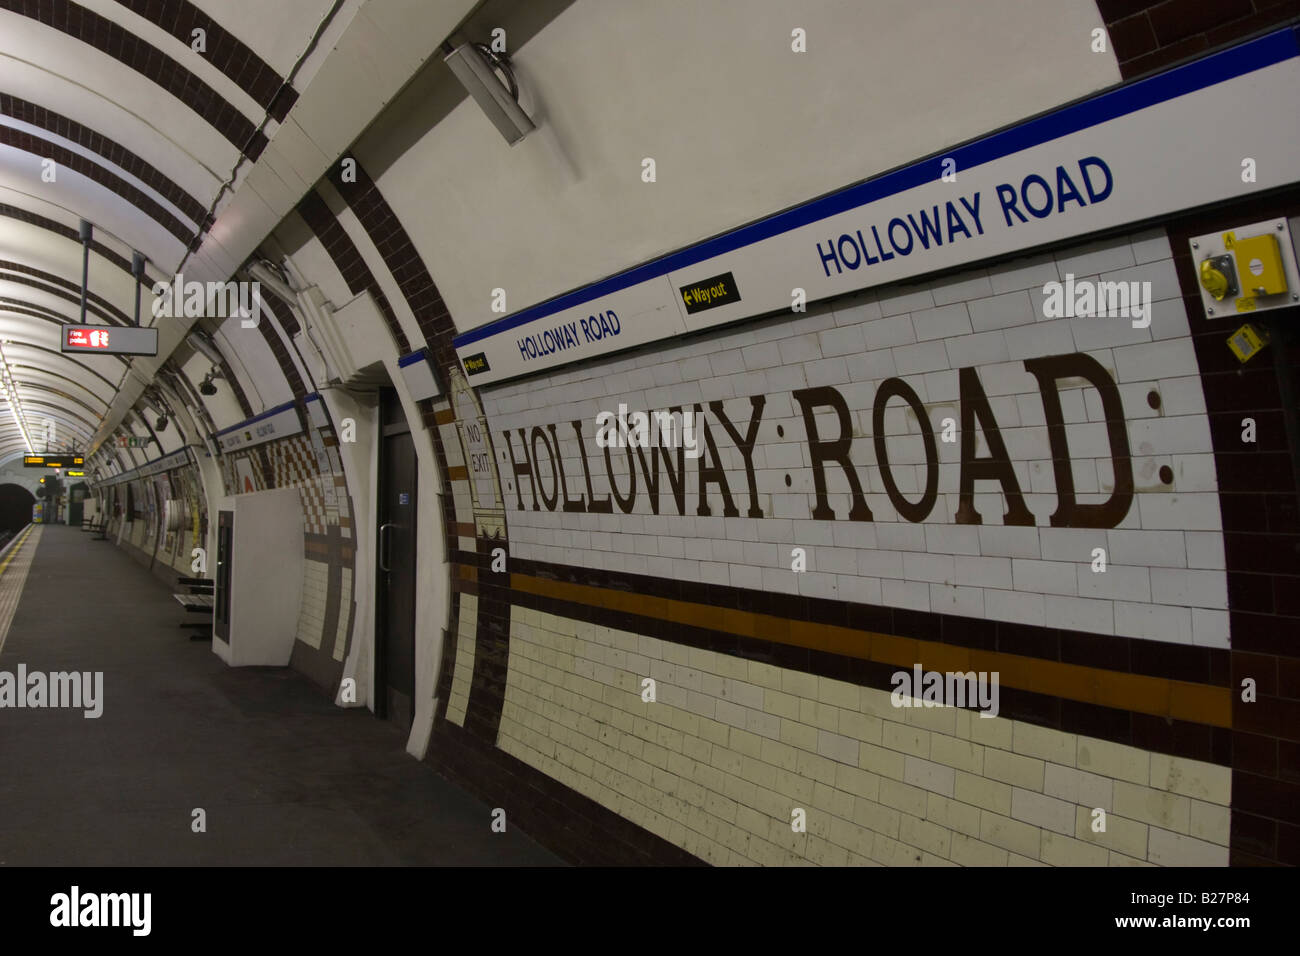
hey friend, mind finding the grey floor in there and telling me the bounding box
[0,524,562,866]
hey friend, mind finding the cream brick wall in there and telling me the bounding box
[332,568,352,662]
[294,558,329,650]
[496,608,1230,866]
[444,592,478,726]
[481,230,1227,649]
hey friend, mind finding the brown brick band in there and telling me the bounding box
[0,0,268,159]
[0,91,210,228]
[1166,185,1300,865]
[110,0,299,121]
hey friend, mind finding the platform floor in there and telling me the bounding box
[0,524,561,866]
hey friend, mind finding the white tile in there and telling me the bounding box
[987,253,1060,294]
[1150,568,1228,610]
[862,314,917,349]
[1129,229,1170,265]
[944,330,1011,367]
[1184,532,1225,570]
[1043,595,1115,635]
[912,302,973,341]
[984,589,1045,627]
[1113,339,1200,384]
[877,286,935,317]
[1055,238,1136,277]
[893,341,950,375]
[931,271,994,305]
[818,325,867,357]
[1114,601,1193,645]
[954,555,1013,589]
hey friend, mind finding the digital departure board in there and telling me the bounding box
[23,455,84,468]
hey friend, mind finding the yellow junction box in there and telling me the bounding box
[1225,231,1289,300]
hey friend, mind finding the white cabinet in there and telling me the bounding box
[212,487,304,667]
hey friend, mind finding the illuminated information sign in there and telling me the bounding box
[23,455,84,468]
[62,324,158,356]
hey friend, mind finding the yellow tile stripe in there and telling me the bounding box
[509,571,1231,728]
[0,524,37,579]
[0,524,42,655]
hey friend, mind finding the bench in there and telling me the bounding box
[82,519,108,539]
[173,577,215,639]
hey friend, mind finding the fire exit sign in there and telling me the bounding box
[62,324,158,356]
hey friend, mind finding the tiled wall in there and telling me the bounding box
[220,420,358,691]
[1165,187,1300,866]
[431,226,1239,865]
[498,607,1229,866]
[482,231,1225,649]
[99,406,358,694]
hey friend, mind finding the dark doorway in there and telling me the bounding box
[0,483,35,534]
[375,388,418,732]
[68,482,89,527]
[214,510,233,644]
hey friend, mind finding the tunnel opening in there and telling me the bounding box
[0,483,37,541]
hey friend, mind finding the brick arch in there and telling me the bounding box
[110,0,299,122]
[0,203,163,284]
[1097,0,1300,78]
[0,125,197,243]
[0,260,135,325]
[0,0,269,159]
[1,91,212,229]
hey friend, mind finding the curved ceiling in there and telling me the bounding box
[0,0,347,466]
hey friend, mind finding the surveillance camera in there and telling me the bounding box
[198,378,217,396]
[155,414,169,431]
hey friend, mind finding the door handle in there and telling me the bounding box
[379,522,395,572]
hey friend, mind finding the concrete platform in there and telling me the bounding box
[0,524,562,866]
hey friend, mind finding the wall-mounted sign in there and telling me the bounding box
[116,435,149,448]
[65,470,85,477]
[397,349,444,401]
[139,447,193,478]
[23,454,83,468]
[95,447,198,487]
[62,324,159,356]
[679,272,741,315]
[234,456,258,494]
[216,400,303,454]
[453,29,1300,385]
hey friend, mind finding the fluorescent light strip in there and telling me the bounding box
[0,344,35,454]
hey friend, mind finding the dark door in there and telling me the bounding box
[376,389,417,731]
[214,510,233,643]
[68,483,87,526]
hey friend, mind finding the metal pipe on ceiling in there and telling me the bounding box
[78,220,92,325]
[132,252,146,328]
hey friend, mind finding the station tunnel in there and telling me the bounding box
[1,0,1298,880]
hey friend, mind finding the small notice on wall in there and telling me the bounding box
[678,272,740,314]
[234,457,257,495]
